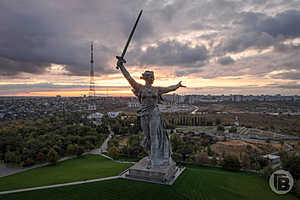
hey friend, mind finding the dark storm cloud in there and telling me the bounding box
[255,10,300,38]
[219,9,300,54]
[0,0,151,77]
[0,57,50,76]
[129,40,208,67]
[217,56,235,65]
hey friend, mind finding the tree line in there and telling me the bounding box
[0,114,109,166]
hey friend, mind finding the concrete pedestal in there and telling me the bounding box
[120,157,185,185]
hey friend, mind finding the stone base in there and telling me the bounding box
[120,157,185,185]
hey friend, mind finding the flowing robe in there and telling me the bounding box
[119,64,179,166]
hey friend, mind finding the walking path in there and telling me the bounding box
[100,125,114,153]
[0,152,136,195]
[0,176,119,195]
[0,155,76,178]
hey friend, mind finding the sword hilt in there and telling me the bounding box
[116,56,126,69]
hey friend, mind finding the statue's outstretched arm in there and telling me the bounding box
[117,59,142,90]
[158,81,186,95]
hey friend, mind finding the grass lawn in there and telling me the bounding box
[0,155,132,192]
[0,166,296,200]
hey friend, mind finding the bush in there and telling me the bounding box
[47,148,60,165]
[108,146,120,160]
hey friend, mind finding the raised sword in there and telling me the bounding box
[116,10,143,69]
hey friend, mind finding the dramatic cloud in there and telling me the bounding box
[129,40,208,67]
[271,71,300,80]
[248,10,300,38]
[217,56,235,65]
[218,9,300,54]
[1,0,300,95]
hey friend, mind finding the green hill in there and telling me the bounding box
[0,155,132,192]
[0,156,296,200]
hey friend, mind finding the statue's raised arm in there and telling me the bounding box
[117,59,142,94]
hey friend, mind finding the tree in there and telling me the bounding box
[221,154,241,171]
[47,148,60,165]
[257,157,268,169]
[241,153,251,169]
[67,144,76,155]
[75,145,85,157]
[170,134,184,152]
[217,125,225,132]
[36,152,46,162]
[171,152,183,162]
[296,179,300,198]
[215,118,221,125]
[281,154,300,180]
[127,135,143,157]
[4,151,21,164]
[263,163,274,179]
[229,126,237,133]
[207,145,213,156]
[108,137,119,149]
[23,158,35,167]
[206,121,213,126]
[176,142,194,161]
[195,151,210,165]
[211,154,218,166]
[108,146,120,160]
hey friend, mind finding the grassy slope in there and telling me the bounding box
[0,155,132,191]
[0,166,296,200]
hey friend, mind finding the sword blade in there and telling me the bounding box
[121,10,143,58]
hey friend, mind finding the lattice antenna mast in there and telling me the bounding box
[88,41,96,112]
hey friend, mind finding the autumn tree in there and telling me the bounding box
[47,148,60,165]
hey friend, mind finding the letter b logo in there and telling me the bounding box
[269,170,294,194]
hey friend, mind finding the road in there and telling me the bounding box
[191,105,199,114]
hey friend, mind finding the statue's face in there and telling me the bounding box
[145,75,154,85]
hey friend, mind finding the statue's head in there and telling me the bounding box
[141,70,154,85]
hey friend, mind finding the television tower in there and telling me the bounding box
[88,41,96,112]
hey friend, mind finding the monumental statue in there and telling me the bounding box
[116,10,186,184]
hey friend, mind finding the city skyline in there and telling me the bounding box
[1,0,300,96]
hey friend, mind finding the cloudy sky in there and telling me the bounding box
[0,0,300,96]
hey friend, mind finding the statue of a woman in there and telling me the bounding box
[117,59,186,167]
